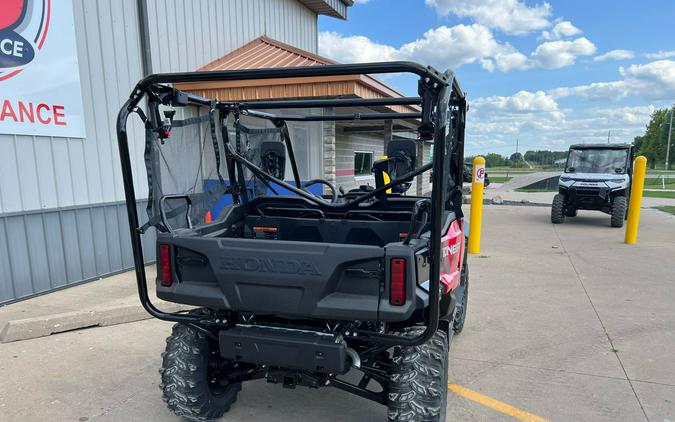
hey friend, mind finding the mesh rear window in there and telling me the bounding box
[144,104,231,231]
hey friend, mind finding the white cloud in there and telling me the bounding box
[548,60,675,102]
[620,60,675,100]
[318,32,396,64]
[644,50,675,59]
[398,25,525,71]
[320,25,527,71]
[424,0,551,35]
[473,90,559,113]
[465,100,655,154]
[593,49,635,62]
[529,37,596,69]
[548,81,628,101]
[589,105,656,124]
[319,29,594,72]
[541,20,581,40]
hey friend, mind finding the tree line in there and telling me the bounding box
[467,150,568,168]
[634,106,674,169]
[467,104,674,170]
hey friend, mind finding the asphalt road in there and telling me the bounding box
[1,205,674,422]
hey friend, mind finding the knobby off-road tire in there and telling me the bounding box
[388,327,449,422]
[611,196,627,228]
[551,194,566,224]
[453,248,469,335]
[160,324,241,421]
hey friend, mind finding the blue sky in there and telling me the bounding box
[318,0,675,156]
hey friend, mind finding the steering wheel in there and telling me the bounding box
[302,179,338,203]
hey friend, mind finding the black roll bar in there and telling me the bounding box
[116,61,466,346]
[236,96,422,109]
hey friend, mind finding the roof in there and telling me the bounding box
[569,143,632,149]
[298,0,352,19]
[177,37,417,113]
[199,36,337,71]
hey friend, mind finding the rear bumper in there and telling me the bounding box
[219,325,349,374]
[156,236,423,322]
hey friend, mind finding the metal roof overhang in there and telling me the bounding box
[298,0,351,19]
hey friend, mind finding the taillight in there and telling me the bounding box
[389,258,406,306]
[159,244,172,286]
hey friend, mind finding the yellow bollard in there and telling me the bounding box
[625,156,647,244]
[468,156,486,254]
[381,155,392,193]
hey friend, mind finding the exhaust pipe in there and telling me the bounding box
[345,347,361,369]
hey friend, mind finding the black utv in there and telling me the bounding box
[551,143,634,227]
[117,62,469,421]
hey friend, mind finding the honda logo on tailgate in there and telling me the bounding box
[219,257,321,276]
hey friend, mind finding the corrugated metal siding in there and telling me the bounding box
[0,0,319,303]
[146,0,318,73]
[0,202,155,303]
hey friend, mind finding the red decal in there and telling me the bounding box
[53,105,66,125]
[36,103,51,124]
[0,99,18,122]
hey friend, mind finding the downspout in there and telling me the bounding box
[136,0,152,75]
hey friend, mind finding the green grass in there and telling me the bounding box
[643,179,675,190]
[643,190,675,199]
[654,206,675,215]
[515,188,557,192]
[489,176,512,183]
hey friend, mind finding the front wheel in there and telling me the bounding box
[160,324,241,421]
[388,328,449,422]
[611,196,627,228]
[551,194,566,224]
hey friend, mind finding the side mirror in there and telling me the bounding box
[615,167,624,174]
[566,167,575,173]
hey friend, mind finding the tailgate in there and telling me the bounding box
[157,237,401,320]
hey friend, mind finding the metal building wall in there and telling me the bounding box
[145,0,318,72]
[0,0,319,304]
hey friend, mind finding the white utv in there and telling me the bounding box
[551,143,634,227]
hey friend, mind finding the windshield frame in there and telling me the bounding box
[564,147,630,175]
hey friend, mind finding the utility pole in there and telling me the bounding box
[607,130,611,144]
[666,108,673,171]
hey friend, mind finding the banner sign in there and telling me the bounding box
[0,0,86,138]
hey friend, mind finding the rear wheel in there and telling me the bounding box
[611,196,627,228]
[453,249,469,335]
[387,328,449,422]
[551,194,566,224]
[160,324,241,421]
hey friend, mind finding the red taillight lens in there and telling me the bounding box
[159,244,172,286]
[389,258,406,306]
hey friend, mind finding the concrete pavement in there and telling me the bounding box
[0,205,673,421]
[0,268,188,343]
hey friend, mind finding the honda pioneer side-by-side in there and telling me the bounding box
[117,62,469,421]
[551,143,634,227]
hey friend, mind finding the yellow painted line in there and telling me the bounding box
[448,382,550,422]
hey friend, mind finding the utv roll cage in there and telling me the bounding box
[116,62,467,347]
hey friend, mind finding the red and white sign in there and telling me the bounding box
[474,164,485,184]
[0,0,85,138]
